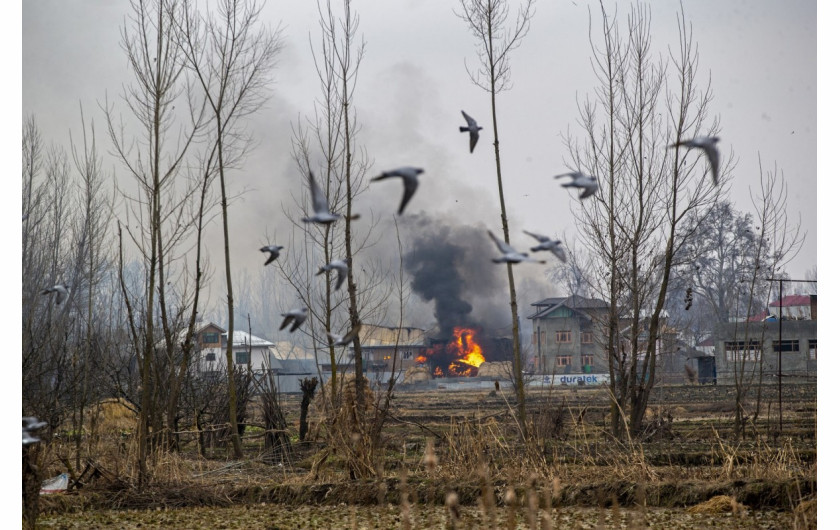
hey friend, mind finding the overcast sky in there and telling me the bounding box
[19,1,818,322]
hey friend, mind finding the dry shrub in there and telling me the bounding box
[529,396,568,441]
[713,428,812,481]
[793,498,816,530]
[686,495,745,515]
[639,407,675,442]
[314,374,375,423]
[748,438,810,480]
[442,416,520,479]
[309,374,378,479]
[90,398,137,435]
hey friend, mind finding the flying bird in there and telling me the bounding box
[669,136,720,186]
[22,416,47,446]
[41,283,70,305]
[279,307,309,333]
[555,172,599,199]
[316,259,349,291]
[302,170,360,225]
[523,230,567,263]
[371,167,424,215]
[22,429,41,446]
[487,231,546,264]
[327,322,363,347]
[259,245,284,266]
[459,110,482,153]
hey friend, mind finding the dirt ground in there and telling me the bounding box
[32,381,816,528]
[35,503,798,529]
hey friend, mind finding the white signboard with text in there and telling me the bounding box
[529,373,609,387]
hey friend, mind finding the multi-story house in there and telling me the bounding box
[527,295,610,374]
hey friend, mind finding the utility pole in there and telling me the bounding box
[765,278,816,437]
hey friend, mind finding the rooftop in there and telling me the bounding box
[528,295,608,319]
[223,330,273,348]
[769,294,813,307]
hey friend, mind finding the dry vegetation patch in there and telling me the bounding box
[34,382,815,524]
[686,494,745,514]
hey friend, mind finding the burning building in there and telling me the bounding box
[415,325,513,378]
[403,216,514,378]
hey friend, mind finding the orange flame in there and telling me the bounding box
[420,326,487,377]
[451,326,485,368]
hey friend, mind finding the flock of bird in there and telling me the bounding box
[263,110,721,340]
[37,109,720,345]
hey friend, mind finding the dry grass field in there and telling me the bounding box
[33,381,816,529]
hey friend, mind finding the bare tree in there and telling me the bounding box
[22,115,96,443]
[457,0,536,436]
[729,158,804,439]
[277,0,393,480]
[664,199,775,348]
[333,0,370,419]
[179,0,282,458]
[105,0,205,482]
[67,107,115,469]
[565,2,722,437]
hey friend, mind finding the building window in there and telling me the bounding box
[402,350,413,359]
[558,355,573,366]
[235,351,249,364]
[808,339,816,360]
[581,354,594,366]
[556,331,572,343]
[724,340,761,362]
[532,332,537,345]
[541,330,546,345]
[772,340,800,353]
[203,332,219,344]
[205,352,216,362]
[581,331,593,344]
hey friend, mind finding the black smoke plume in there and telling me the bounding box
[404,214,503,339]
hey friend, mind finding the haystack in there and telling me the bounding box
[403,366,431,384]
[686,495,745,514]
[90,398,137,435]
[477,361,511,378]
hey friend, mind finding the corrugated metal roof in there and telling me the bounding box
[747,310,771,322]
[224,330,273,347]
[528,295,608,319]
[272,359,318,374]
[272,341,314,360]
[531,297,566,306]
[769,295,812,307]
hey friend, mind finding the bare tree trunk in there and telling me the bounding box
[299,377,318,442]
[179,0,282,458]
[458,0,536,438]
[489,85,527,436]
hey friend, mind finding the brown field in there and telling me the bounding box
[34,381,816,529]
